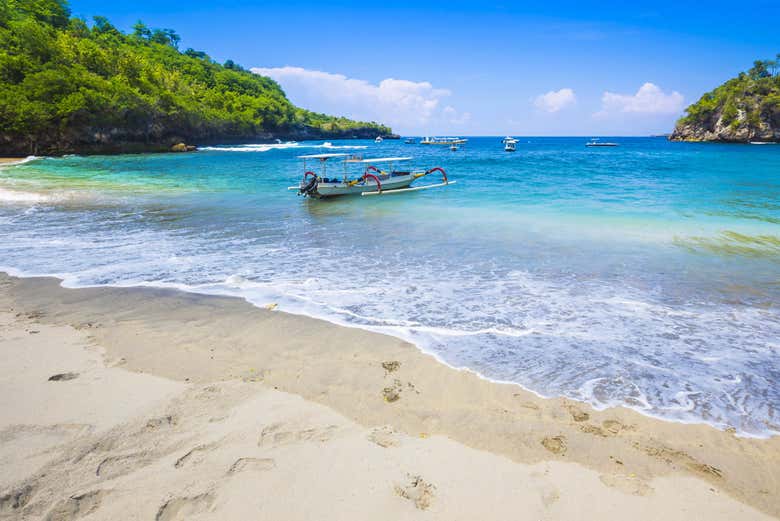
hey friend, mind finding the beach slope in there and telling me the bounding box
[0,273,778,520]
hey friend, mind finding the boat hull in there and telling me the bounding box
[313,175,415,197]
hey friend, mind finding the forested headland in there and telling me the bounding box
[670,57,780,143]
[0,0,392,155]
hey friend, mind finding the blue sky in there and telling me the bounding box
[69,1,779,135]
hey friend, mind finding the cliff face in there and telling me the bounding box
[670,111,779,143]
[670,60,780,143]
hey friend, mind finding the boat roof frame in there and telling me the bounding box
[345,156,413,163]
[297,153,351,159]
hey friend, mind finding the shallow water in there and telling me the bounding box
[1,137,779,436]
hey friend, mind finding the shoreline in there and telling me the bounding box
[0,157,34,165]
[1,272,779,518]
[2,265,768,439]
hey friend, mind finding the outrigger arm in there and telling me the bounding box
[361,180,456,196]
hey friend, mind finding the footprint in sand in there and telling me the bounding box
[145,415,178,431]
[382,378,404,403]
[602,420,626,435]
[394,475,435,510]
[48,372,79,382]
[43,490,108,521]
[96,453,148,479]
[599,474,654,496]
[368,426,400,448]
[541,436,566,455]
[634,443,723,479]
[578,419,631,437]
[381,361,401,374]
[567,406,590,422]
[258,423,338,447]
[174,443,217,469]
[0,483,35,514]
[228,458,276,474]
[155,493,214,521]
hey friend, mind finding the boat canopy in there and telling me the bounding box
[345,157,413,163]
[297,153,350,159]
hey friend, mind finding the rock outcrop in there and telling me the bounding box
[670,108,779,143]
[670,59,780,143]
[170,143,197,152]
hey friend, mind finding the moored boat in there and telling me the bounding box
[290,153,455,198]
[502,137,518,152]
[586,138,618,147]
[420,136,468,145]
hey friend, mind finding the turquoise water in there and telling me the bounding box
[1,137,779,435]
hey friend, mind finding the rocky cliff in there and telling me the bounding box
[670,58,780,143]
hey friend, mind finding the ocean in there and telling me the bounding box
[1,137,778,436]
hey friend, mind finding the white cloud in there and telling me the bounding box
[596,83,684,117]
[250,66,466,132]
[533,88,576,113]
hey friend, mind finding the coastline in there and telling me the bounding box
[0,157,30,165]
[1,272,778,519]
[0,131,394,158]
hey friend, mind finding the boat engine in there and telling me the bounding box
[298,171,319,197]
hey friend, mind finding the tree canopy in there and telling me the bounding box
[0,0,391,154]
[676,56,780,136]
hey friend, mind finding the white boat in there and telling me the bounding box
[502,137,518,152]
[450,144,458,151]
[375,136,383,143]
[404,138,416,144]
[290,153,455,198]
[420,136,468,145]
[586,138,618,147]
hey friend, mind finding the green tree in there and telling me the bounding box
[132,20,151,39]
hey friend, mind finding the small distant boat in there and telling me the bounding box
[502,137,518,152]
[586,138,618,147]
[749,141,776,145]
[289,153,455,198]
[404,138,416,144]
[375,136,383,143]
[420,137,468,145]
[450,144,458,151]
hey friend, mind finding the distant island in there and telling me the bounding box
[0,1,393,156]
[670,56,780,143]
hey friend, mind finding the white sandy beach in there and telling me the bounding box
[0,272,778,520]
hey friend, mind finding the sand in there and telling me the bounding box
[0,158,27,165]
[0,272,778,520]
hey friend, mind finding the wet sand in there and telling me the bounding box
[0,272,778,519]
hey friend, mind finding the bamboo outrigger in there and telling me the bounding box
[289,154,455,198]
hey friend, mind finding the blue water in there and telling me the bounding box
[1,137,779,436]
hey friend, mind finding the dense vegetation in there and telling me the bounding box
[671,57,780,142]
[0,0,392,155]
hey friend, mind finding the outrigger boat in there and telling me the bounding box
[420,136,468,145]
[290,153,455,198]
